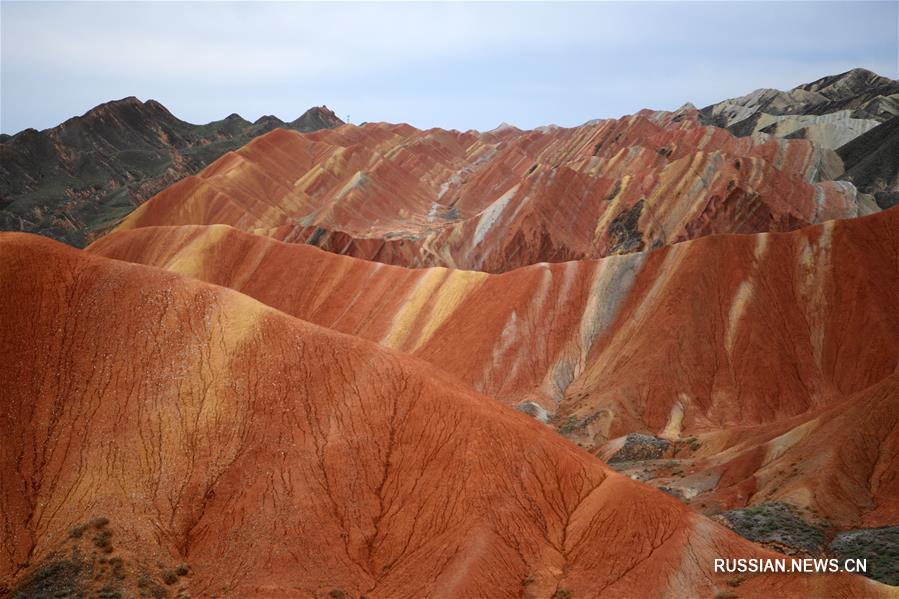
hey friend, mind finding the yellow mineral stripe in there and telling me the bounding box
[163,225,232,278]
[406,269,489,353]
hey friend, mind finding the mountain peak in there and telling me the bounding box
[253,115,285,125]
[74,96,176,126]
[0,98,342,245]
[488,121,520,134]
[143,98,171,113]
[796,67,898,96]
[82,96,140,115]
[112,95,142,105]
[289,105,344,130]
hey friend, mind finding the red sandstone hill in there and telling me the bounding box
[6,70,898,595]
[89,207,899,531]
[4,233,889,598]
[659,375,899,529]
[112,108,877,272]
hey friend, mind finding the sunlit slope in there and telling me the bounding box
[92,207,898,427]
[5,233,891,597]
[90,208,898,528]
[640,375,899,528]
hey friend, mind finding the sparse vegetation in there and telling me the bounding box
[149,584,169,599]
[558,415,580,435]
[110,557,126,580]
[9,558,83,599]
[94,527,114,552]
[136,570,170,598]
[99,584,124,599]
[829,526,899,585]
[608,433,670,464]
[552,588,571,599]
[721,502,828,554]
[69,523,87,538]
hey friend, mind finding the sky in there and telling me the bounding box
[1,1,897,135]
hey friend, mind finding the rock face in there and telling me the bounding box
[0,98,343,246]
[111,108,878,272]
[700,68,899,149]
[6,233,889,598]
[89,207,899,531]
[836,115,899,205]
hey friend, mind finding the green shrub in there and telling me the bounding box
[93,528,113,550]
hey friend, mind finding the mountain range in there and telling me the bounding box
[699,68,899,207]
[0,99,343,246]
[2,68,897,597]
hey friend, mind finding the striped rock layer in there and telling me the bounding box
[7,71,898,597]
[6,233,890,598]
[114,108,875,272]
[700,68,899,150]
[90,207,899,529]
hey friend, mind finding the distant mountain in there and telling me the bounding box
[836,115,899,208]
[111,109,874,273]
[0,98,343,246]
[700,68,899,205]
[700,68,899,147]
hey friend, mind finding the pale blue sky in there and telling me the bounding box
[1,1,897,134]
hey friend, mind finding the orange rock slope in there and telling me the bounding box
[657,375,899,529]
[113,110,876,272]
[4,233,888,598]
[89,207,899,530]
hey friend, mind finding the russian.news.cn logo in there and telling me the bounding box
[715,558,867,574]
